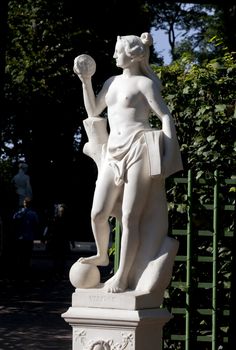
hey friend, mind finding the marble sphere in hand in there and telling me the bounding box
[74,54,96,77]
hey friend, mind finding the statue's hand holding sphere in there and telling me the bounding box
[73,54,96,78]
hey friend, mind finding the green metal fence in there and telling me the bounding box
[114,170,235,349]
[164,170,235,350]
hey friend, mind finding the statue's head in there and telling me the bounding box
[114,32,162,89]
[116,32,153,61]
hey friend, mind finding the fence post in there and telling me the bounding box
[212,170,219,350]
[185,169,193,350]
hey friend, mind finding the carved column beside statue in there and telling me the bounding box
[62,32,183,349]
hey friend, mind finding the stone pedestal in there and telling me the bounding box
[62,306,171,350]
[62,234,178,349]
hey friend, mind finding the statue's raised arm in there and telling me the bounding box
[74,54,109,118]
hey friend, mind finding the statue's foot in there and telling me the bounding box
[78,254,109,266]
[103,275,127,293]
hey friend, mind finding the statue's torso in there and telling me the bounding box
[105,75,152,150]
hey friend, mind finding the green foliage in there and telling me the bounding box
[0,158,16,214]
[150,3,236,63]
[150,3,217,61]
[153,46,236,180]
[5,0,75,104]
[0,158,14,184]
[173,5,228,63]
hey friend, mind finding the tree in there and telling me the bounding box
[153,46,236,178]
[0,0,9,153]
[148,1,236,63]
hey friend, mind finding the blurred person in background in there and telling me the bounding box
[13,197,39,281]
[42,203,74,280]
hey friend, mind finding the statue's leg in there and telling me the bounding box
[104,148,152,292]
[129,177,169,289]
[79,162,121,266]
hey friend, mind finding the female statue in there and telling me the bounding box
[74,33,182,293]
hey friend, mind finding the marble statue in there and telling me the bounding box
[72,32,183,295]
[12,162,33,207]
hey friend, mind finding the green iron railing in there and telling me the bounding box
[166,170,235,349]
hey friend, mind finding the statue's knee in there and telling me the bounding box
[122,212,137,230]
[91,209,106,224]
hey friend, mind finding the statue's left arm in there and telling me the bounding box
[142,79,183,177]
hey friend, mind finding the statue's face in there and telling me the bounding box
[113,41,131,69]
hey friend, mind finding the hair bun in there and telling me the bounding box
[140,32,153,47]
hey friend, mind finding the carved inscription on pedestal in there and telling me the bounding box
[89,294,117,304]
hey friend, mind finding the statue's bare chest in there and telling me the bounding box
[105,78,143,108]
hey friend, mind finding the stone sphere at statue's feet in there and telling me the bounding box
[69,260,100,288]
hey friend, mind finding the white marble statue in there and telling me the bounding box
[73,33,183,294]
[12,162,33,207]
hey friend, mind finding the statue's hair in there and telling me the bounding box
[117,32,162,90]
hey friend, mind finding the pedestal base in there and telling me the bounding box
[62,307,171,350]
